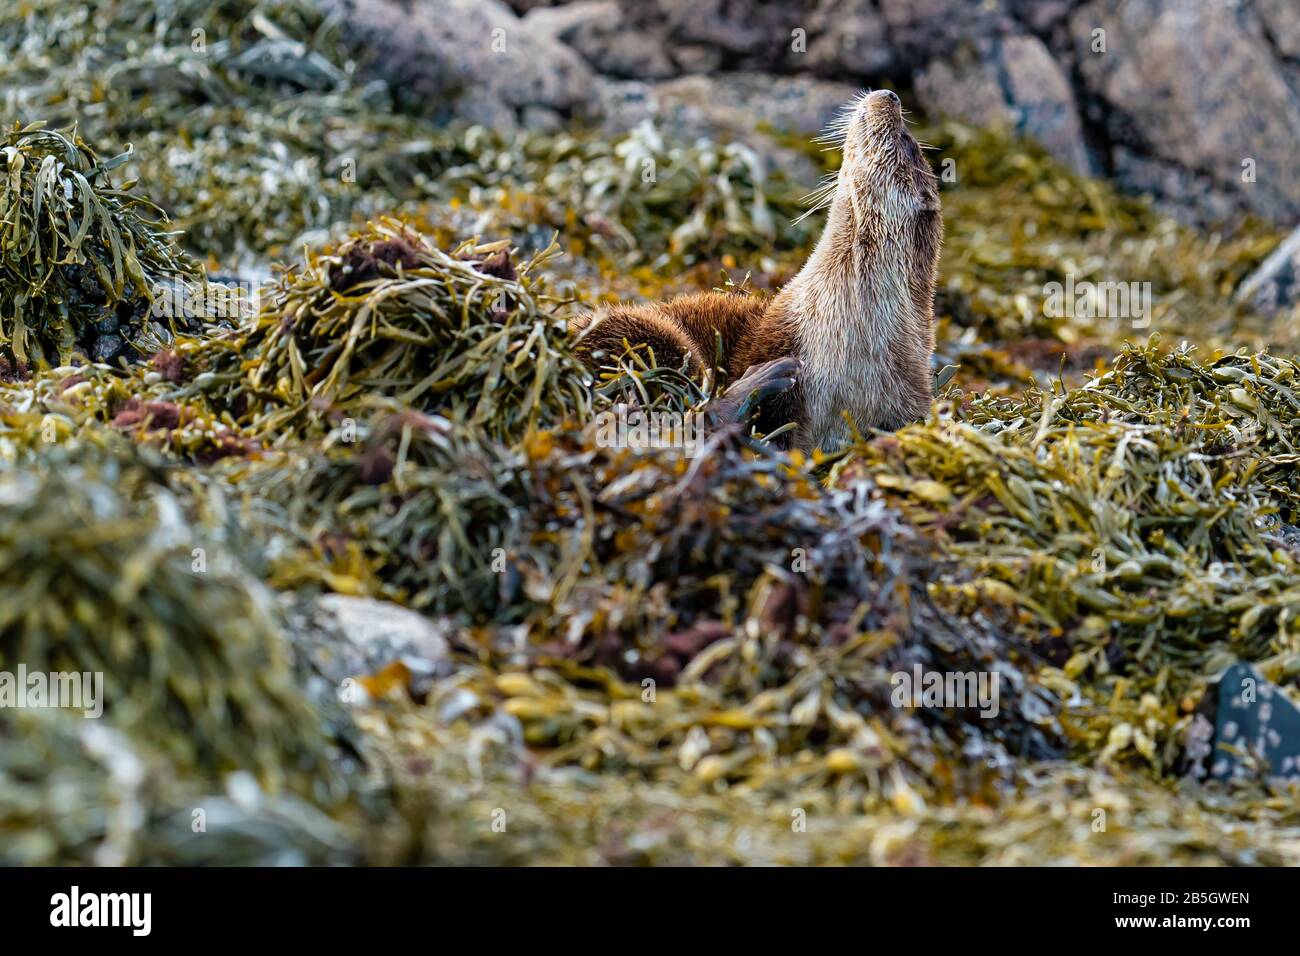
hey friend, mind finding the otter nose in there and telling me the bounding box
[863,89,902,128]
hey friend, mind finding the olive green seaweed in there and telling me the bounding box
[0,440,339,796]
[204,220,591,443]
[0,124,199,366]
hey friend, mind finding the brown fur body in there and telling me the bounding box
[571,90,942,452]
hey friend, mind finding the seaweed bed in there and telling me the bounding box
[1,0,1299,865]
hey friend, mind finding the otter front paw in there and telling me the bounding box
[707,357,802,427]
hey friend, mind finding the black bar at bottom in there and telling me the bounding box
[0,866,1275,941]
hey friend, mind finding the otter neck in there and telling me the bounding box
[786,191,921,338]
[780,187,931,452]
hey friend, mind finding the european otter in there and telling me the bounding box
[571,89,942,452]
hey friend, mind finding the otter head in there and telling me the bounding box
[837,89,940,239]
[813,89,943,339]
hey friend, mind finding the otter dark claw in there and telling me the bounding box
[707,357,803,431]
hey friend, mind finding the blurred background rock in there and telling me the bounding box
[329,0,1300,228]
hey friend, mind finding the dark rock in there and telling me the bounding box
[1191,662,1300,782]
[875,0,1015,64]
[1005,0,1078,35]
[62,263,107,304]
[801,0,897,77]
[91,334,125,363]
[653,0,805,70]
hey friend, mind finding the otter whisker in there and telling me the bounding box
[792,201,835,226]
[814,93,868,149]
[814,124,851,149]
[793,172,839,225]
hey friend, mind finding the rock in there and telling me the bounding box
[326,0,1300,224]
[1255,0,1300,59]
[595,72,861,142]
[1070,0,1300,224]
[1188,662,1300,782]
[592,72,858,188]
[325,0,596,128]
[1005,0,1077,35]
[800,0,896,77]
[318,594,449,662]
[287,594,454,692]
[525,1,676,79]
[875,0,1014,65]
[1109,147,1244,225]
[91,333,125,363]
[569,0,1008,80]
[531,0,807,77]
[653,0,804,71]
[156,778,357,865]
[915,34,1094,175]
[1236,226,1300,317]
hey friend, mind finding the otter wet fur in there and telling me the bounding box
[570,90,942,452]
